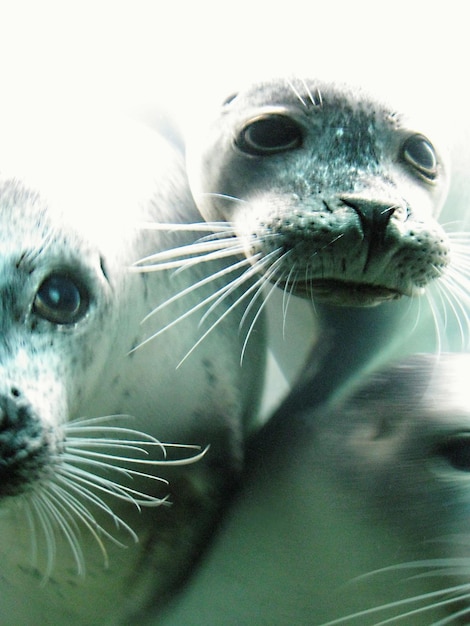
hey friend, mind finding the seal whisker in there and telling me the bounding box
[53,473,140,544]
[239,258,289,364]
[239,252,288,330]
[45,480,129,568]
[240,274,285,365]
[280,261,300,336]
[197,192,246,206]
[27,491,59,580]
[133,238,241,270]
[300,76,322,107]
[22,499,39,569]
[34,486,87,578]
[58,464,168,508]
[423,288,446,354]
[137,220,234,233]
[197,252,283,334]
[318,582,470,626]
[433,277,470,348]
[140,256,252,324]
[171,240,246,274]
[131,256,262,354]
[176,256,283,368]
[203,249,284,328]
[286,78,308,108]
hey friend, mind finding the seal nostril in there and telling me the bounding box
[341,197,397,241]
[10,388,20,398]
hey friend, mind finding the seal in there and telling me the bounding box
[183,76,451,308]
[0,110,267,625]
[156,353,470,625]
[139,76,464,401]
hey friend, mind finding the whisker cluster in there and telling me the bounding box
[132,218,470,368]
[424,231,470,351]
[16,415,207,579]
[319,558,470,625]
[131,218,294,364]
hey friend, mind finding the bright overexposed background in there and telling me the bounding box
[0,0,467,195]
[0,1,467,131]
[0,0,468,366]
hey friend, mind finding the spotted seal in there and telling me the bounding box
[156,353,470,625]
[0,110,267,625]
[137,76,460,405]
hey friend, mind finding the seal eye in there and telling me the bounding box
[401,134,438,180]
[34,273,89,324]
[236,115,303,156]
[437,435,470,471]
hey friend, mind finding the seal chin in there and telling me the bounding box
[290,279,407,307]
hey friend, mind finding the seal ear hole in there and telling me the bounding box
[436,435,470,471]
[236,114,303,156]
[401,134,438,181]
[33,272,90,325]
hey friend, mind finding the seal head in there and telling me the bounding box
[187,78,450,306]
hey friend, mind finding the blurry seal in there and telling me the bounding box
[0,111,266,625]
[156,353,470,625]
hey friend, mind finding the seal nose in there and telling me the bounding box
[340,197,397,242]
[340,196,398,273]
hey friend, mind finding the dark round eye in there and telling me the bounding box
[437,435,470,471]
[236,115,303,156]
[33,273,89,324]
[401,134,438,180]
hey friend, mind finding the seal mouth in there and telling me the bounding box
[288,279,405,307]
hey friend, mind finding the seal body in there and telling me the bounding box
[0,111,266,625]
[186,77,450,307]
[156,353,470,625]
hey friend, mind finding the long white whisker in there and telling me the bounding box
[37,487,86,577]
[46,482,111,570]
[239,253,287,330]
[136,221,234,233]
[198,192,247,204]
[175,253,283,368]
[286,78,308,108]
[279,258,299,337]
[240,271,286,365]
[54,473,141,541]
[28,491,57,581]
[132,239,241,271]
[200,249,282,327]
[58,464,167,508]
[54,472,130,527]
[141,256,251,324]
[424,288,445,354]
[130,257,261,353]
[319,584,470,626]
[171,241,246,275]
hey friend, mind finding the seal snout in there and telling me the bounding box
[0,390,51,497]
[340,195,401,273]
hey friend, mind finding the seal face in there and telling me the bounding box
[0,113,267,625]
[186,78,450,306]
